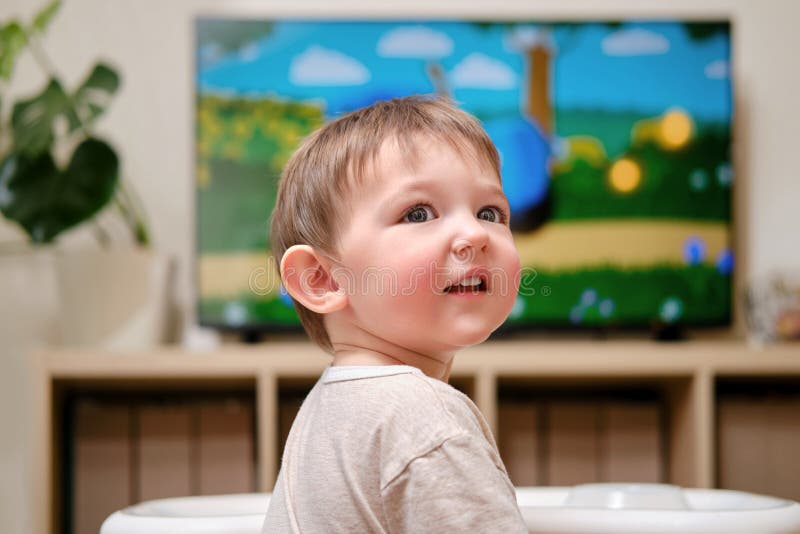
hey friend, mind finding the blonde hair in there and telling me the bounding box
[270,95,501,352]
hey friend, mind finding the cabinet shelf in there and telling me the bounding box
[32,339,800,534]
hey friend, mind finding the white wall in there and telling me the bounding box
[1,0,798,531]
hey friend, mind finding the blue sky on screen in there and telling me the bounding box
[198,20,731,122]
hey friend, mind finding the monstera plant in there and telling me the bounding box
[0,0,148,245]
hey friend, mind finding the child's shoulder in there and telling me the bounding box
[316,367,497,485]
[321,366,483,435]
[364,371,482,437]
[350,368,465,409]
[351,371,498,486]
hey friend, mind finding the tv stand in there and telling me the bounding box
[652,323,688,342]
[240,330,264,344]
[32,339,800,534]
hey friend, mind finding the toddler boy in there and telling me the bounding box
[264,95,527,532]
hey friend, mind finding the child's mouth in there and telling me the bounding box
[445,276,487,294]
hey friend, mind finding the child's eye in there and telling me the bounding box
[477,206,507,224]
[403,204,435,223]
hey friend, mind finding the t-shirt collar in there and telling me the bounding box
[322,364,423,384]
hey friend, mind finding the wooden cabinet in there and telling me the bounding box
[32,340,800,534]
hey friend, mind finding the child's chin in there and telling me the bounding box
[462,334,492,349]
[449,325,494,348]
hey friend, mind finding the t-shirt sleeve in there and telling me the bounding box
[380,433,528,533]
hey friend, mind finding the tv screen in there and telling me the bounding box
[194,18,733,333]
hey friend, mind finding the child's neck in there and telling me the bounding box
[330,343,454,382]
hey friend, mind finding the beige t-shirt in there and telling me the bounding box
[263,365,527,533]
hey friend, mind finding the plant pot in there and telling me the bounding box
[0,246,61,347]
[54,247,173,349]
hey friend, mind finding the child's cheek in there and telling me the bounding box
[511,256,522,294]
[390,249,439,298]
[499,253,522,313]
[398,264,433,299]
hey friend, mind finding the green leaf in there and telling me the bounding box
[10,79,71,156]
[31,0,61,35]
[0,21,28,81]
[0,137,118,243]
[68,62,120,132]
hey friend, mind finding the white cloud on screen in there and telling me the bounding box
[602,28,670,56]
[376,26,454,59]
[450,53,517,90]
[238,42,260,62]
[504,26,556,52]
[289,46,370,86]
[705,59,730,79]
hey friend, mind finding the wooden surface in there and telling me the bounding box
[39,339,800,376]
[32,339,800,534]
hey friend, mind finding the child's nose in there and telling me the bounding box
[451,216,489,261]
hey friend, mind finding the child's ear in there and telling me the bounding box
[280,245,347,314]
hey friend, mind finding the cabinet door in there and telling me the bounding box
[72,400,132,534]
[198,399,256,494]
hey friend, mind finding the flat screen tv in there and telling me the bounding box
[194,18,733,336]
